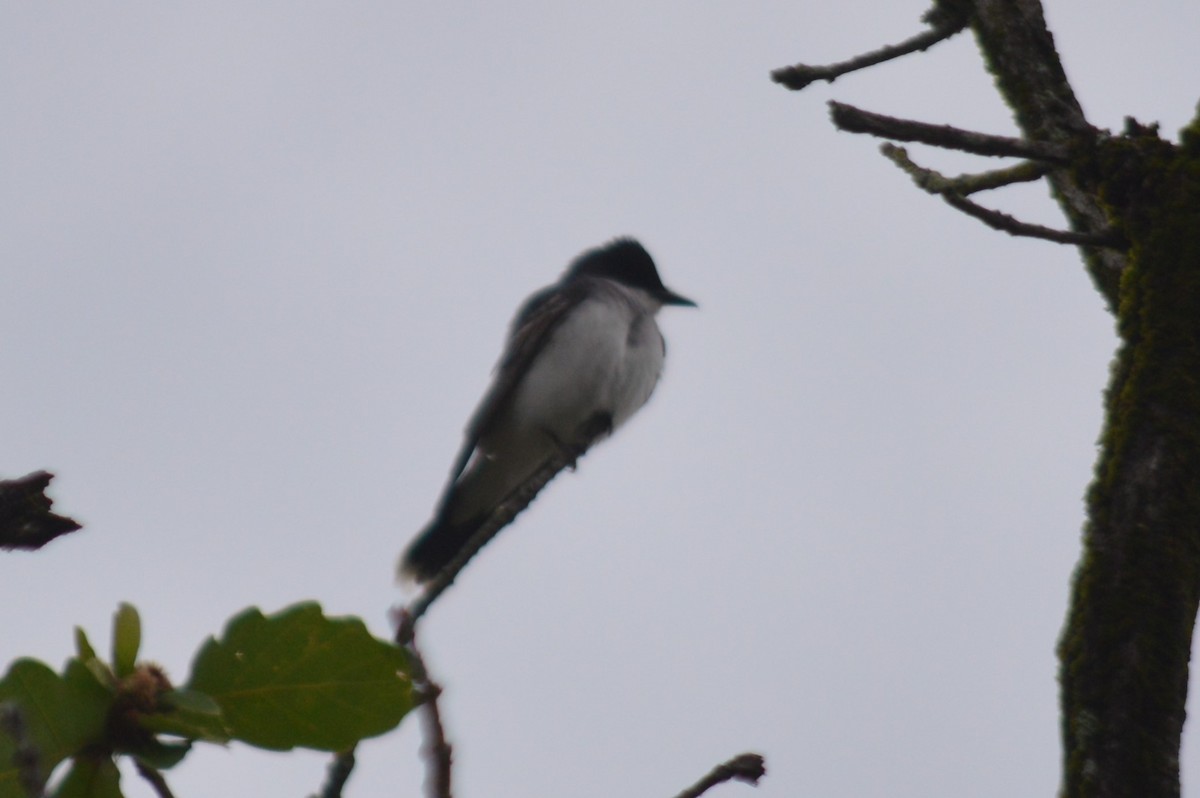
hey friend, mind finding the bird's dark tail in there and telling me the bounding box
[401,438,601,583]
[399,515,483,583]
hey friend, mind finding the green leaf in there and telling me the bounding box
[111,604,141,679]
[74,628,114,689]
[163,688,221,715]
[139,689,229,744]
[50,755,122,798]
[186,603,415,751]
[74,628,96,662]
[0,659,112,797]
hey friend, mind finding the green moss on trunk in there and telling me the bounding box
[1059,135,1200,798]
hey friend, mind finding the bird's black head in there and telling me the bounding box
[566,238,696,307]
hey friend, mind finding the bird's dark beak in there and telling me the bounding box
[659,287,698,308]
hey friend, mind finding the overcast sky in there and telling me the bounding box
[3,3,1198,797]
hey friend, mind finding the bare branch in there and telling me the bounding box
[0,471,81,551]
[772,5,967,90]
[831,102,1069,162]
[880,144,1124,248]
[671,753,767,798]
[880,147,1051,195]
[939,192,1123,246]
[312,749,356,798]
[134,761,176,798]
[393,625,453,798]
[971,0,1125,306]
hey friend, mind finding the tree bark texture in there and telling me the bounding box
[969,2,1200,796]
[969,0,1126,307]
[1057,127,1200,798]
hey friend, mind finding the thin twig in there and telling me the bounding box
[830,101,1070,162]
[771,5,967,90]
[880,143,1125,247]
[311,748,356,798]
[953,161,1052,195]
[672,753,767,798]
[879,147,1052,195]
[134,761,176,798]
[940,192,1124,246]
[1,703,45,798]
[394,625,453,798]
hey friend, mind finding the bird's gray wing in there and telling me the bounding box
[441,279,591,485]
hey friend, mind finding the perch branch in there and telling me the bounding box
[671,753,767,798]
[392,435,601,798]
[772,5,967,90]
[880,144,1124,248]
[831,102,1069,162]
[399,438,596,634]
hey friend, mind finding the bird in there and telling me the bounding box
[400,237,695,583]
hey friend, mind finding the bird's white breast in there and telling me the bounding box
[508,284,665,444]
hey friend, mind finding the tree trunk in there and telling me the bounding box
[777,2,1200,792]
[1057,126,1200,798]
[971,3,1200,796]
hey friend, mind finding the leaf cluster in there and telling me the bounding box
[0,603,415,798]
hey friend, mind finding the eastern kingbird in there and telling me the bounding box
[400,238,695,582]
